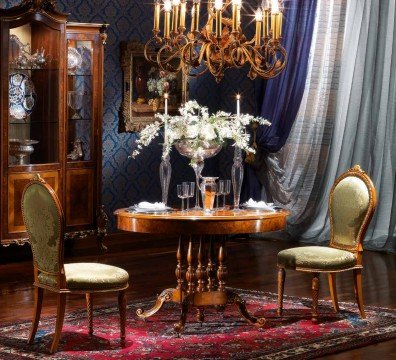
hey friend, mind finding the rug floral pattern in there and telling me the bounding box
[0,289,395,359]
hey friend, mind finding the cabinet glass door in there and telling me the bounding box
[67,39,93,162]
[8,22,61,166]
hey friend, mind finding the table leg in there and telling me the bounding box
[218,235,266,328]
[196,236,205,323]
[136,236,185,319]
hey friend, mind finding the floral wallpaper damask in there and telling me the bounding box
[2,0,257,230]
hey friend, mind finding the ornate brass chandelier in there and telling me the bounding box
[145,0,287,83]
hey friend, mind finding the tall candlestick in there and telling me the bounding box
[232,0,241,33]
[164,0,172,38]
[164,93,169,115]
[255,9,263,46]
[180,0,186,30]
[236,94,241,116]
[153,0,161,32]
[215,0,223,38]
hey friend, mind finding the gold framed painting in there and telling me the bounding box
[120,41,188,132]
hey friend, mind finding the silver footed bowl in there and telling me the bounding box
[174,140,222,161]
[9,138,39,165]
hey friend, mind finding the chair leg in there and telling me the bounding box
[118,290,127,345]
[353,268,366,319]
[28,287,44,344]
[327,273,339,313]
[311,273,320,323]
[50,294,66,354]
[86,293,93,336]
[277,267,285,316]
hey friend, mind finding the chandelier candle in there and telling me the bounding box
[215,0,223,39]
[255,9,263,46]
[232,0,241,33]
[164,0,172,38]
[154,0,161,33]
[271,0,280,40]
[172,0,180,34]
[207,0,214,34]
[179,0,186,31]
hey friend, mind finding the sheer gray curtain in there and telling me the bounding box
[257,0,347,232]
[258,0,396,252]
[303,0,396,252]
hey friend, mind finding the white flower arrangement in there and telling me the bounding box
[131,100,271,162]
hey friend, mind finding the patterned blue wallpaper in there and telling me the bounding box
[2,0,257,230]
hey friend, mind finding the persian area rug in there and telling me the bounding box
[0,289,395,360]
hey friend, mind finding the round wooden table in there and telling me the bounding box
[115,208,289,333]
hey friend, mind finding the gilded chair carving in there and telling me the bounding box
[22,175,129,353]
[277,165,377,322]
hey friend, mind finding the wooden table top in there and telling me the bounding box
[115,208,289,235]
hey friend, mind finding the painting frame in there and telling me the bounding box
[120,41,188,132]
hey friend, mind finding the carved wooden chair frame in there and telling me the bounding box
[277,165,377,322]
[22,175,128,353]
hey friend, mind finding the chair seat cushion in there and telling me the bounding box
[38,263,129,291]
[277,246,357,271]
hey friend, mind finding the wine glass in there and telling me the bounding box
[177,183,189,212]
[222,179,231,208]
[68,91,85,119]
[216,180,225,209]
[185,181,195,211]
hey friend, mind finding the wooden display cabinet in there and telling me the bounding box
[0,1,109,250]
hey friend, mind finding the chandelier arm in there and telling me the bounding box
[156,45,184,74]
[144,37,163,64]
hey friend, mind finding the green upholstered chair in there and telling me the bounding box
[277,165,376,323]
[21,175,129,353]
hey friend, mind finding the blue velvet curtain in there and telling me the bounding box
[242,0,318,201]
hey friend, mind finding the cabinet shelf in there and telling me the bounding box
[9,121,59,125]
[9,68,60,71]
[68,73,92,77]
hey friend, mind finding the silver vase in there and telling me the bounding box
[175,140,222,209]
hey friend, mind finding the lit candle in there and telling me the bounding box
[215,0,223,38]
[262,0,270,38]
[236,94,241,116]
[271,0,279,40]
[279,2,283,38]
[164,0,172,38]
[179,0,186,30]
[153,0,161,33]
[164,93,169,115]
[255,9,263,46]
[172,0,180,34]
[231,0,241,33]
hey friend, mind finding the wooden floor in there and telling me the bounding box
[0,233,395,359]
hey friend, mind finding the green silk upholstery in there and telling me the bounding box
[22,183,61,275]
[331,176,370,248]
[278,246,357,271]
[38,263,129,290]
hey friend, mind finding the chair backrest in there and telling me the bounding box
[21,175,65,283]
[329,165,376,253]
